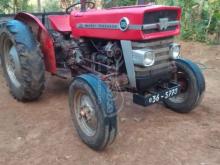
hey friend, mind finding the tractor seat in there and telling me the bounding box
[48,15,71,33]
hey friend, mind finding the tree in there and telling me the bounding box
[0,0,33,14]
[0,0,12,14]
[37,0,41,12]
[43,0,61,12]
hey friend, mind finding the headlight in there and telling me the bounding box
[132,49,155,67]
[143,51,155,66]
[170,43,181,59]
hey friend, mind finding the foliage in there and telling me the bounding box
[0,0,12,14]
[43,0,61,12]
[0,0,34,14]
[155,0,220,44]
[116,0,136,6]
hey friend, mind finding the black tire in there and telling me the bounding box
[69,75,117,150]
[0,20,45,101]
[164,60,203,113]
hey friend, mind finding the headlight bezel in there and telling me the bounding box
[132,49,155,67]
[143,50,155,67]
[170,43,181,59]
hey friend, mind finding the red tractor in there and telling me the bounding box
[0,1,205,150]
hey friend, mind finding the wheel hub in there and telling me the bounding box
[169,71,189,103]
[79,105,92,121]
[74,93,98,137]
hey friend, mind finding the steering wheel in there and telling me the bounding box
[66,1,96,14]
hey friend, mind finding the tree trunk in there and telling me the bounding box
[37,0,41,12]
[14,0,18,13]
[198,0,205,19]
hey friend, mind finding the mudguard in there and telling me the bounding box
[176,58,206,95]
[69,74,117,147]
[74,74,117,117]
[15,12,56,73]
[72,74,117,145]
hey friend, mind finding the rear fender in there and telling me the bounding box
[15,12,56,73]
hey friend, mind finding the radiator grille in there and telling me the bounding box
[143,10,178,34]
[132,38,175,77]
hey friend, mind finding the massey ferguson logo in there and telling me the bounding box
[159,18,169,30]
[119,17,129,31]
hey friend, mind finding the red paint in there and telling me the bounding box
[48,15,71,32]
[70,5,181,40]
[15,12,56,73]
[14,5,181,74]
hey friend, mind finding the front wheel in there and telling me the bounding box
[164,59,205,113]
[69,74,117,150]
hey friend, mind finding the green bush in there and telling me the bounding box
[156,0,220,44]
[43,0,61,12]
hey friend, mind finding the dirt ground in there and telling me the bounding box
[0,41,220,165]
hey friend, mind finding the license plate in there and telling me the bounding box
[147,87,179,104]
[133,83,180,107]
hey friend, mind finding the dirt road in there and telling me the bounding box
[0,42,220,165]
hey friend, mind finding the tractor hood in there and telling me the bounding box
[70,5,181,40]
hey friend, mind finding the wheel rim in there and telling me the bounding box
[169,71,189,103]
[3,37,21,88]
[73,90,98,137]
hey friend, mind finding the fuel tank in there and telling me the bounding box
[70,5,181,40]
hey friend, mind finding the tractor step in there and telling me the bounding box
[53,68,72,79]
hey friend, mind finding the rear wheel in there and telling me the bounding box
[164,60,204,113]
[0,20,45,101]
